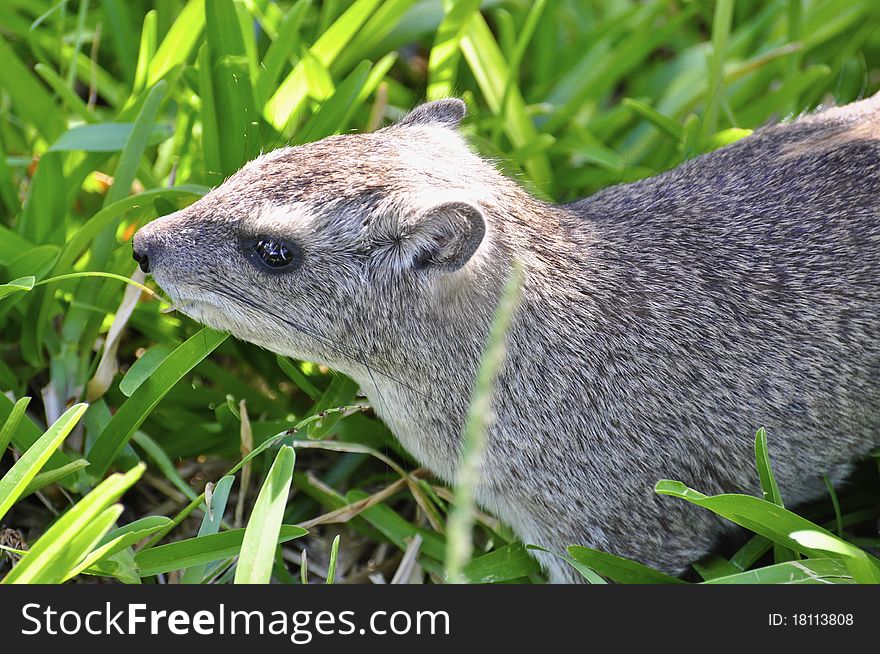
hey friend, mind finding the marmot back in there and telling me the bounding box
[133,95,880,583]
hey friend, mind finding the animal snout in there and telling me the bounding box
[132,227,158,274]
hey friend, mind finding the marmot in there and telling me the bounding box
[133,96,880,583]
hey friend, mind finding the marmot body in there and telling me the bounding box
[134,96,880,582]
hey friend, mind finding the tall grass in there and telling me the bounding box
[0,0,878,584]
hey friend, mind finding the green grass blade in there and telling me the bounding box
[703,558,852,584]
[57,505,127,580]
[0,396,30,455]
[148,0,206,85]
[822,473,845,538]
[333,0,416,72]
[48,122,174,153]
[622,98,684,141]
[456,11,552,189]
[0,227,33,267]
[33,271,157,298]
[0,277,36,301]
[87,328,229,478]
[0,38,65,141]
[692,553,742,581]
[256,0,311,104]
[34,62,99,123]
[354,52,398,117]
[66,0,92,89]
[754,427,796,563]
[119,344,176,397]
[21,459,90,498]
[132,10,158,99]
[135,524,307,577]
[301,549,309,584]
[16,152,66,247]
[788,531,880,584]
[702,128,752,153]
[106,81,169,207]
[2,464,145,584]
[0,403,87,522]
[264,0,382,132]
[426,0,481,100]
[63,515,172,582]
[181,475,235,584]
[704,0,735,137]
[6,247,58,281]
[655,480,880,579]
[463,543,541,583]
[326,533,340,584]
[567,545,688,584]
[446,265,521,583]
[526,544,606,584]
[197,43,223,182]
[0,139,19,218]
[27,27,125,107]
[204,0,261,174]
[276,356,323,402]
[101,0,138,85]
[207,0,248,60]
[0,395,74,476]
[729,535,773,571]
[132,432,199,502]
[57,80,170,384]
[495,0,549,139]
[292,60,372,144]
[234,445,296,584]
[544,5,695,134]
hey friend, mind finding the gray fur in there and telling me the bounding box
[133,97,880,583]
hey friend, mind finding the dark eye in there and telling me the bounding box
[253,237,301,270]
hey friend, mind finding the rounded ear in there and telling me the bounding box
[408,201,486,272]
[398,99,467,129]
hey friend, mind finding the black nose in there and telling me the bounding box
[132,239,150,273]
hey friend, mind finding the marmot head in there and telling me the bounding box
[133,99,513,380]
